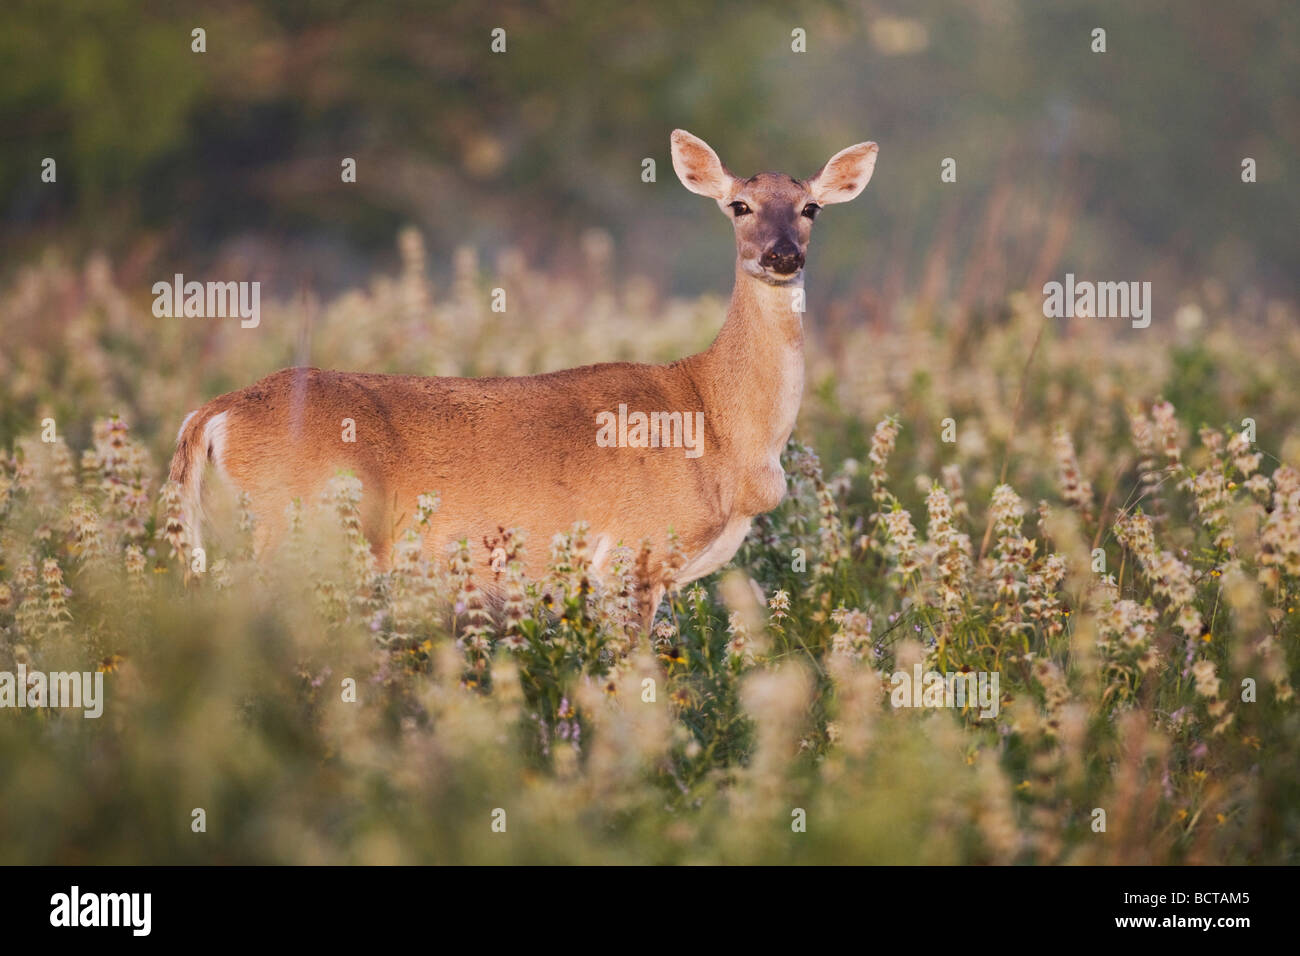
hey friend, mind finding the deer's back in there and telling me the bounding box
[205,364,734,571]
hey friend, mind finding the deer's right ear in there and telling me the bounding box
[671,129,734,200]
[808,142,879,205]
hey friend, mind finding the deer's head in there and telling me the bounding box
[670,129,878,286]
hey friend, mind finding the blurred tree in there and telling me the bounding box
[1,0,1295,301]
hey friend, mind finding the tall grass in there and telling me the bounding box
[0,235,1297,863]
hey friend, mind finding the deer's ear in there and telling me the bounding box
[671,129,734,200]
[808,142,878,204]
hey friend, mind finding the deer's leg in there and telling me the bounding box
[638,583,666,635]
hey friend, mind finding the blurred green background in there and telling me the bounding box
[2,0,1295,312]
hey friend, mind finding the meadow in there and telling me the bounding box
[1,233,1297,864]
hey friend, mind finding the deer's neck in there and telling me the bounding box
[687,264,805,463]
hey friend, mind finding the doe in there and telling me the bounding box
[169,130,878,628]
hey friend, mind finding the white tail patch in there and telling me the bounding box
[176,410,197,444]
[175,410,232,557]
[205,411,230,479]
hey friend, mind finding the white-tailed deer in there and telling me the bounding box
[169,130,878,627]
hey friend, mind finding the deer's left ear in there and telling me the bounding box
[807,142,878,205]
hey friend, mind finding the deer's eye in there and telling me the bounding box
[802,203,821,220]
[729,201,752,217]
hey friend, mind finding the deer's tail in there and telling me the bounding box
[168,407,228,556]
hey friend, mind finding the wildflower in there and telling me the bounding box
[1031,658,1070,729]
[1191,659,1220,698]
[1151,399,1182,467]
[868,415,901,505]
[652,618,677,649]
[156,479,189,564]
[925,483,971,612]
[881,502,921,587]
[41,558,72,638]
[1114,511,1156,565]
[985,484,1035,633]
[49,437,78,497]
[601,543,638,640]
[829,606,873,659]
[1144,550,1203,637]
[721,570,767,665]
[686,582,706,612]
[1187,467,1233,550]
[1259,465,1300,590]
[448,539,493,667]
[724,610,754,666]
[415,492,441,527]
[1052,428,1094,522]
[768,589,791,621]
[1225,430,1260,477]
[324,474,377,590]
[1024,552,1068,637]
[1129,404,1173,522]
[660,645,687,665]
[662,528,687,596]
[69,498,107,566]
[1113,508,1204,639]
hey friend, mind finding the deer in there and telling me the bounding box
[168,130,878,629]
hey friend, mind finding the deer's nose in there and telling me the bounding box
[760,238,805,275]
